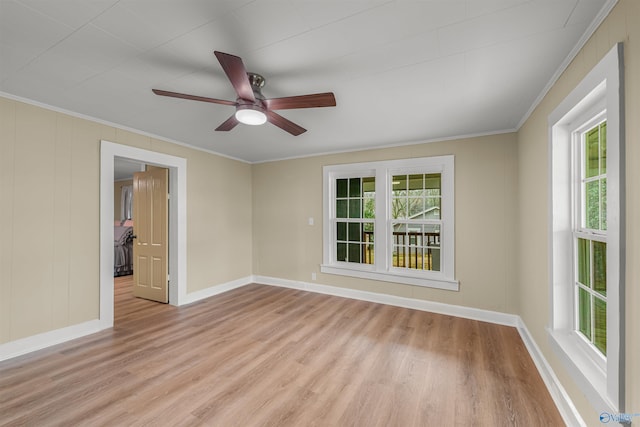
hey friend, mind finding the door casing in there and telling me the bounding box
[100,140,187,328]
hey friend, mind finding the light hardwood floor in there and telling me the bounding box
[0,276,564,426]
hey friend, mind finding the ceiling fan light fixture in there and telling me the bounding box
[235,105,267,125]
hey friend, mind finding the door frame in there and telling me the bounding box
[100,140,187,328]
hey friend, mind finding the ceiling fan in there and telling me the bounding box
[152,51,336,136]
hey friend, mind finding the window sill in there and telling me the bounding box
[320,264,459,291]
[547,328,616,413]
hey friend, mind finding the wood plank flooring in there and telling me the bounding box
[0,276,565,426]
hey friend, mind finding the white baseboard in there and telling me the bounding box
[252,275,519,326]
[0,319,107,362]
[517,320,586,427]
[181,276,252,305]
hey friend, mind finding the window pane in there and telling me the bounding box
[578,287,591,340]
[425,226,441,272]
[594,296,607,355]
[363,196,375,219]
[363,177,376,194]
[585,181,600,229]
[430,248,441,272]
[348,243,361,263]
[585,127,600,178]
[348,199,361,218]
[336,200,347,218]
[600,122,607,174]
[348,222,361,242]
[408,197,423,217]
[363,222,374,235]
[407,232,418,246]
[425,224,440,246]
[593,241,607,296]
[337,243,347,261]
[577,238,590,288]
[349,178,361,197]
[408,174,423,191]
[363,176,376,218]
[391,198,407,219]
[392,246,402,267]
[336,222,346,241]
[392,175,407,191]
[425,197,441,218]
[392,175,407,220]
[363,244,374,264]
[601,178,607,231]
[336,179,348,198]
[425,174,441,191]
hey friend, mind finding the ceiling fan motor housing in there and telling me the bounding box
[246,72,266,106]
[247,72,266,89]
[236,73,267,125]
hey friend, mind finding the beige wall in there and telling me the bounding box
[114,179,133,222]
[517,0,639,424]
[0,97,253,344]
[252,133,519,314]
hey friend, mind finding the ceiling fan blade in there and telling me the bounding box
[266,111,306,136]
[265,92,336,110]
[214,51,255,102]
[215,115,239,131]
[152,89,236,106]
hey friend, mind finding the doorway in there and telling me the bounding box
[99,140,187,329]
[114,160,171,303]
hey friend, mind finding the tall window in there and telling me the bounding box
[549,43,623,413]
[575,120,607,356]
[323,156,457,291]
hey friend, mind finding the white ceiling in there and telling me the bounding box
[1,0,611,163]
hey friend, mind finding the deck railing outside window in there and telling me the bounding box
[362,231,440,270]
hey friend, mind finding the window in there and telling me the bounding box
[549,43,623,413]
[575,120,607,357]
[322,156,457,291]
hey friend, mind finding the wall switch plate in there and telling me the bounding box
[308,217,314,226]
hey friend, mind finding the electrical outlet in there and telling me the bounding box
[308,217,314,226]
[311,272,317,281]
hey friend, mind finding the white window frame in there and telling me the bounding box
[322,156,458,291]
[548,43,624,413]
